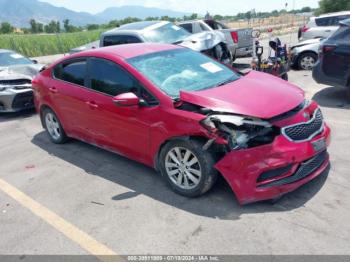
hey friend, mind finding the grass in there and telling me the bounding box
[0,29,104,57]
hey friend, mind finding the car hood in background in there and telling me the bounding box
[292,38,322,48]
[179,31,226,51]
[179,70,304,119]
[0,64,44,82]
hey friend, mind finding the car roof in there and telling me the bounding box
[103,21,169,35]
[68,43,182,60]
[318,11,350,18]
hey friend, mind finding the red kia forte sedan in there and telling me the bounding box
[32,43,331,204]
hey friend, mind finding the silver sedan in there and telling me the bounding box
[0,50,43,113]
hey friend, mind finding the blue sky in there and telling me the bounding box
[40,0,320,15]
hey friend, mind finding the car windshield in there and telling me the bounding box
[128,48,240,98]
[141,22,191,44]
[0,52,33,67]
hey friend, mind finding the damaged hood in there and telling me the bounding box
[179,31,226,51]
[180,70,304,119]
[0,64,43,82]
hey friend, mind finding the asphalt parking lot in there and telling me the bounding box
[1,36,350,257]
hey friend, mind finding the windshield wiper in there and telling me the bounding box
[172,40,183,44]
[214,77,237,88]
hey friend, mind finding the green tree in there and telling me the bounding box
[29,19,37,33]
[0,22,14,34]
[317,0,350,15]
[87,24,99,31]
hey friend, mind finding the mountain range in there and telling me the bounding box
[0,0,189,27]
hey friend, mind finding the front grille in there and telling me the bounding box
[258,151,328,188]
[0,79,31,86]
[11,91,34,109]
[282,108,323,142]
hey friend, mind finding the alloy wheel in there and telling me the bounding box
[45,112,61,140]
[165,147,202,190]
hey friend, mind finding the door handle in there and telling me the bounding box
[85,101,98,109]
[49,86,58,93]
[325,30,331,32]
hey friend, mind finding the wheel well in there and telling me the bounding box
[299,50,318,58]
[153,136,209,171]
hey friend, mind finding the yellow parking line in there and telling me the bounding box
[0,178,123,262]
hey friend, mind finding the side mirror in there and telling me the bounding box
[31,59,38,64]
[112,92,140,107]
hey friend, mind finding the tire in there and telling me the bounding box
[159,139,218,197]
[42,108,68,144]
[297,52,318,70]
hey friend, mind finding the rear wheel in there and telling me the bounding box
[298,52,318,70]
[42,108,68,144]
[159,139,218,197]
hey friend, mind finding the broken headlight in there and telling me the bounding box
[201,114,279,150]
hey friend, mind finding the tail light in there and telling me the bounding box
[301,25,309,32]
[230,31,238,43]
[319,44,336,58]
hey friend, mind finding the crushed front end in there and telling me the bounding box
[0,78,34,112]
[200,100,331,204]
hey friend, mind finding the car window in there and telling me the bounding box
[88,58,135,96]
[88,58,158,105]
[103,35,142,47]
[128,48,240,98]
[141,22,190,44]
[204,20,229,30]
[331,25,350,40]
[53,60,86,86]
[179,23,193,33]
[316,15,350,26]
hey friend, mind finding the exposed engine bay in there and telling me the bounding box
[176,101,280,151]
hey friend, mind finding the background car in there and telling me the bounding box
[312,19,350,97]
[33,43,330,204]
[298,11,350,41]
[177,19,253,61]
[290,38,322,70]
[99,21,232,64]
[0,49,43,112]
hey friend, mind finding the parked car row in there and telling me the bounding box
[2,17,342,204]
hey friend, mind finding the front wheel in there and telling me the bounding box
[298,52,318,70]
[42,108,68,144]
[159,139,218,197]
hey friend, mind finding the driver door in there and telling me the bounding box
[84,57,159,163]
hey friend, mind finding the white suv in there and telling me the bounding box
[299,11,350,41]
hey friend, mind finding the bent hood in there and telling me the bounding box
[179,70,304,119]
[179,31,226,51]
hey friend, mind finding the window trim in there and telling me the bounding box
[86,57,159,106]
[52,57,89,88]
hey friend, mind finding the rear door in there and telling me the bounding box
[50,59,94,138]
